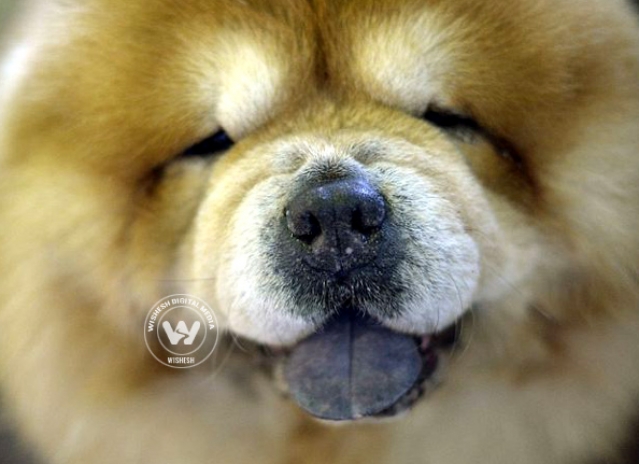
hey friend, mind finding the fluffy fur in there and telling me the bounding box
[1,0,639,463]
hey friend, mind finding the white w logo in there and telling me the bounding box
[162,321,201,345]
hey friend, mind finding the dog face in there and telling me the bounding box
[161,0,546,343]
[2,0,639,429]
[197,106,488,343]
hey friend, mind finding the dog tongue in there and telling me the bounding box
[284,313,421,421]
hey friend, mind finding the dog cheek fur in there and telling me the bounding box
[192,173,317,345]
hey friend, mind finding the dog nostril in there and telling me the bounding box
[284,177,386,250]
[351,203,385,235]
[286,209,322,245]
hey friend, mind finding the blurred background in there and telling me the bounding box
[0,0,20,33]
[0,2,39,464]
[0,0,18,23]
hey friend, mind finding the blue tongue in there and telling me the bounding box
[284,313,421,420]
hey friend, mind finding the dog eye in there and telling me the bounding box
[422,106,481,134]
[424,105,523,167]
[181,129,234,157]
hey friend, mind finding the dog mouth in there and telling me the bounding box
[370,333,443,419]
[253,309,460,421]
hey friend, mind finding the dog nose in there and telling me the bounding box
[285,178,386,274]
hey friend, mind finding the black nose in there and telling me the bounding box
[284,178,386,275]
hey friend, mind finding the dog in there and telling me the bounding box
[1,0,639,463]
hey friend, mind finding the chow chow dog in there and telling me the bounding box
[1,0,639,463]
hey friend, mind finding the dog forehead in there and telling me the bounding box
[0,0,592,166]
[190,32,293,138]
[340,10,451,115]
[197,0,453,131]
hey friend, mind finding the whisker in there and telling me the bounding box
[456,305,476,361]
[445,270,475,362]
[206,336,237,381]
[480,261,558,324]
